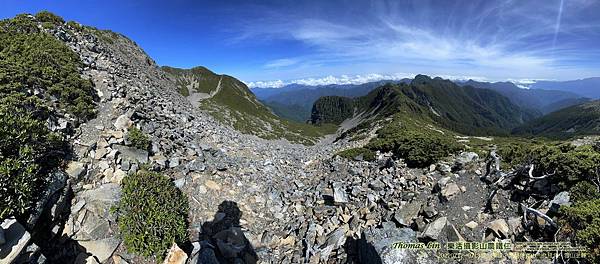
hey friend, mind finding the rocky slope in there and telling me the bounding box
[1,13,582,264]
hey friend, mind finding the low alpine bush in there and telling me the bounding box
[127,126,150,151]
[116,170,189,259]
[0,94,66,219]
[337,147,376,161]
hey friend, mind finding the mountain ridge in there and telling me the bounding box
[311,75,537,136]
[252,80,409,122]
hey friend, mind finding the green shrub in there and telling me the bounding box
[560,198,600,262]
[116,170,189,259]
[0,13,93,220]
[66,21,82,30]
[0,14,97,120]
[35,11,65,25]
[127,126,150,151]
[177,85,189,96]
[0,94,66,219]
[570,181,600,203]
[0,14,38,34]
[367,130,462,168]
[337,147,376,161]
[498,142,600,262]
[497,143,600,188]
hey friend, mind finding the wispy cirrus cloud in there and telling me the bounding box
[264,58,299,68]
[229,0,600,83]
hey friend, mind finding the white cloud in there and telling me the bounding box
[264,58,298,68]
[246,73,492,88]
[246,79,286,88]
[247,73,409,88]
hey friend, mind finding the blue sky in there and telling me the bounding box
[1,0,599,86]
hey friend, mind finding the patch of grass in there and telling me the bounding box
[116,170,189,260]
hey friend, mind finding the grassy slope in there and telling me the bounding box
[162,66,336,144]
[513,100,600,139]
[261,100,310,122]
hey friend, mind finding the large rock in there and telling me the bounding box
[162,243,187,264]
[114,145,148,164]
[359,222,435,264]
[486,219,511,240]
[66,184,121,241]
[78,237,120,263]
[393,202,422,227]
[27,170,68,228]
[66,161,87,179]
[324,227,346,249]
[420,217,447,241]
[454,152,479,169]
[440,183,460,201]
[332,182,348,203]
[0,218,31,264]
[114,114,131,130]
[549,191,571,213]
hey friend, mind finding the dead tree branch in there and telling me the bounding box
[520,203,557,228]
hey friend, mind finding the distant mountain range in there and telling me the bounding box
[528,77,600,99]
[459,80,589,114]
[253,77,596,123]
[304,75,600,140]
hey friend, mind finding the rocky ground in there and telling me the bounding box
[0,21,569,264]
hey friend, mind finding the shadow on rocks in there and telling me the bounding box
[191,201,257,264]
